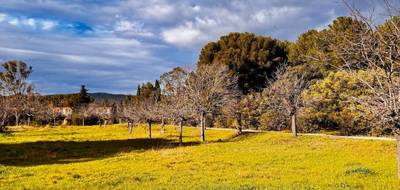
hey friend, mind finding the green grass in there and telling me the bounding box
[0,124,399,189]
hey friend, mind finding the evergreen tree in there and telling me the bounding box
[77,85,92,106]
[136,85,141,96]
[198,32,289,93]
[154,80,161,101]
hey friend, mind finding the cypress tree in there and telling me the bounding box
[136,85,141,96]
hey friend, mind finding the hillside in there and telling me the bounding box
[89,93,128,103]
[45,92,128,104]
[0,125,398,189]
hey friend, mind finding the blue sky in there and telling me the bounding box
[0,0,378,94]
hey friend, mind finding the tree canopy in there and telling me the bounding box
[198,32,289,93]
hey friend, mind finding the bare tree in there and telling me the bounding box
[0,60,33,129]
[25,93,41,126]
[137,97,159,139]
[46,102,62,126]
[340,0,400,178]
[118,99,141,134]
[265,66,308,137]
[185,64,239,142]
[0,96,12,132]
[78,103,96,126]
[92,103,115,127]
[160,67,191,145]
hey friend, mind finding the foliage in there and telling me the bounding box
[301,71,375,135]
[198,32,288,93]
[289,17,365,78]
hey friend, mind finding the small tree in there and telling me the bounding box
[0,96,12,132]
[25,93,41,126]
[265,66,308,137]
[185,64,238,142]
[119,101,140,134]
[160,67,191,145]
[45,102,61,126]
[136,97,159,139]
[122,95,158,139]
[78,104,96,126]
[0,60,33,128]
[340,0,400,179]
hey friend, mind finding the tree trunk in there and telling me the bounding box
[0,121,5,133]
[203,114,207,131]
[160,117,165,134]
[27,117,31,127]
[237,112,242,135]
[291,114,297,137]
[15,114,19,126]
[397,135,400,179]
[179,119,183,146]
[103,119,107,127]
[148,121,152,139]
[53,118,56,127]
[82,118,85,126]
[128,122,133,134]
[200,112,205,142]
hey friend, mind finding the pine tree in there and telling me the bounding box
[136,85,141,96]
[154,80,161,101]
[78,85,92,105]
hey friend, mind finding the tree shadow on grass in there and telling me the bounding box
[228,131,261,141]
[0,138,200,167]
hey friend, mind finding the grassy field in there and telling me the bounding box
[0,124,399,190]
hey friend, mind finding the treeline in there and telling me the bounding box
[45,85,94,107]
[0,64,118,130]
[120,11,400,139]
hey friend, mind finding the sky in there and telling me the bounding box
[0,0,380,95]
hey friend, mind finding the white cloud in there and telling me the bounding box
[3,15,59,31]
[41,20,57,30]
[22,18,36,28]
[8,18,19,26]
[0,13,6,22]
[162,23,202,47]
[159,2,328,48]
[114,19,154,37]
[161,17,218,47]
[139,3,175,21]
[251,6,302,24]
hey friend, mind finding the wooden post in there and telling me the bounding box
[291,114,297,137]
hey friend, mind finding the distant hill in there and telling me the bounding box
[46,92,129,104]
[89,93,128,103]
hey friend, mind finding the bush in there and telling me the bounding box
[259,111,287,131]
[301,71,377,135]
